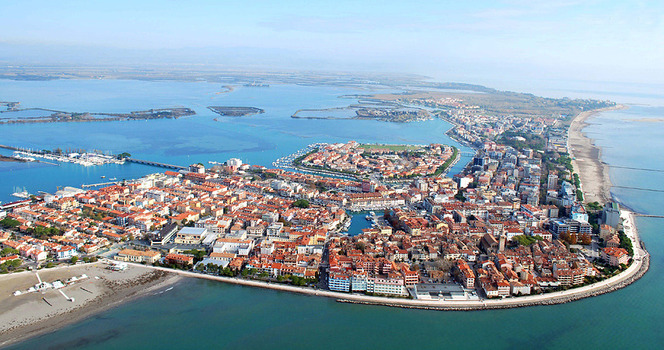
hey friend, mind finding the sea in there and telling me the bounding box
[1,79,663,349]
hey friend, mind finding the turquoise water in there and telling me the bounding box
[346,212,375,236]
[0,80,473,203]
[3,80,664,349]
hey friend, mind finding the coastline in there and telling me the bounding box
[2,104,654,347]
[116,241,647,311]
[568,105,626,203]
[0,263,180,349]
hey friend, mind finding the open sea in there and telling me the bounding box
[1,79,663,349]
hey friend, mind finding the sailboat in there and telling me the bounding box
[11,186,30,199]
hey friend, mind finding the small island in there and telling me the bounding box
[288,141,458,180]
[291,103,431,123]
[208,106,265,117]
[0,107,195,125]
[355,108,430,122]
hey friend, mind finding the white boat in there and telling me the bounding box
[11,187,30,199]
[11,192,29,199]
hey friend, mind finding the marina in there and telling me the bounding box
[0,78,661,350]
[0,145,125,167]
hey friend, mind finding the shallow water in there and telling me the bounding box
[3,80,664,350]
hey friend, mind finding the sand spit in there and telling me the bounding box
[568,105,626,203]
[0,263,180,348]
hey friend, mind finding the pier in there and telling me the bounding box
[607,165,664,173]
[125,158,186,170]
[633,213,664,219]
[81,181,122,189]
[612,185,664,193]
[0,145,21,152]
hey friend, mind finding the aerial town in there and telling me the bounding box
[1,97,634,302]
[296,141,457,179]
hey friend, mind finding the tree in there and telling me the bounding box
[1,247,19,257]
[580,234,592,245]
[277,275,286,282]
[70,256,78,264]
[183,249,206,263]
[0,218,20,229]
[293,199,310,208]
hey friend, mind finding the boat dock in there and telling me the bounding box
[81,181,122,188]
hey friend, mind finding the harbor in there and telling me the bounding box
[0,145,125,167]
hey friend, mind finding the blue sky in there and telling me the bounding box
[1,0,662,85]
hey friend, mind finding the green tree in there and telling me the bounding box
[293,199,310,208]
[70,256,78,264]
[1,247,19,257]
[0,218,20,229]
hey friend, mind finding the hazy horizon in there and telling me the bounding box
[1,1,663,90]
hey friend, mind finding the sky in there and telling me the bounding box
[1,0,663,87]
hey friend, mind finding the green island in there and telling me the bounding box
[0,106,195,124]
[207,106,265,117]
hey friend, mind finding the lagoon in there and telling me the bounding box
[2,79,663,349]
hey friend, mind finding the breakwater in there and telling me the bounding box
[337,254,650,311]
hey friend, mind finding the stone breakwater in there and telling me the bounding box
[337,254,650,311]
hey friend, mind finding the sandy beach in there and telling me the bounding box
[0,105,651,347]
[0,263,180,348]
[568,105,626,203]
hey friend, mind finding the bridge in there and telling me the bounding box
[125,158,186,170]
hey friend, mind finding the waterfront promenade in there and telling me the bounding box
[123,210,646,311]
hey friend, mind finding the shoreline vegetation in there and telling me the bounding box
[0,80,651,345]
[0,107,195,125]
[4,107,650,348]
[291,100,432,123]
[208,106,264,118]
